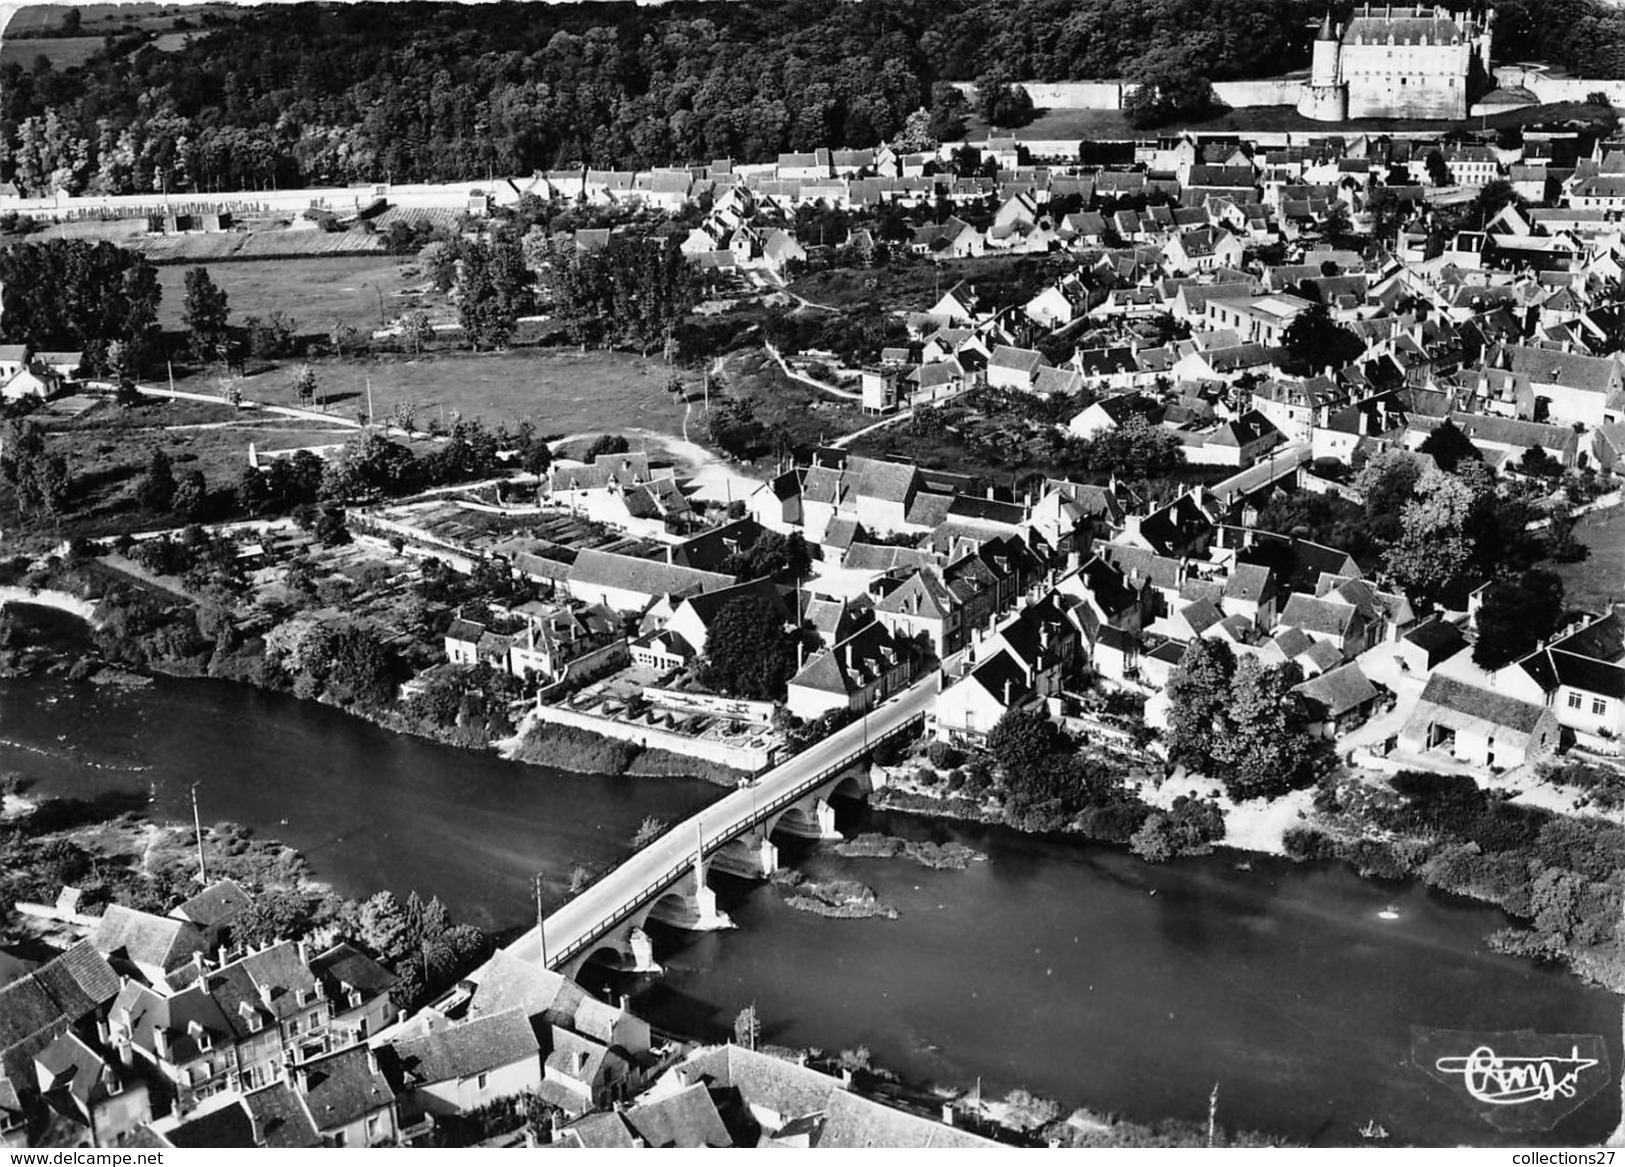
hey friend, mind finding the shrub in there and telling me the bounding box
[1281,826,1337,862]
[926,742,963,769]
[915,765,940,787]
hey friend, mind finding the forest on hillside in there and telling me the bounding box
[0,0,1621,196]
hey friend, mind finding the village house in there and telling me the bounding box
[293,1044,398,1148]
[786,621,919,721]
[1400,674,1561,769]
[383,1008,542,1125]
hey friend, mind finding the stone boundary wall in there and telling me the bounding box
[529,701,774,771]
[1493,66,1625,107]
[953,77,1301,112]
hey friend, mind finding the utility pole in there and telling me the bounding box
[1207,1082,1219,1148]
[366,376,375,427]
[534,873,549,968]
[190,783,207,885]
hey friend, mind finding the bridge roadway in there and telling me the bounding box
[503,675,938,971]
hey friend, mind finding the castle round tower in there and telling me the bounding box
[1296,11,1350,121]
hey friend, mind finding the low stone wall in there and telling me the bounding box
[1212,78,1302,108]
[1494,67,1625,107]
[952,76,1300,113]
[529,701,774,771]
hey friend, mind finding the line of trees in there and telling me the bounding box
[1,0,1322,196]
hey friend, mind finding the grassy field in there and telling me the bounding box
[1546,504,1625,616]
[177,348,702,438]
[155,257,427,335]
[14,396,354,545]
[717,347,864,452]
[0,36,108,69]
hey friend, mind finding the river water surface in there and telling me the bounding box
[1,606,1619,1147]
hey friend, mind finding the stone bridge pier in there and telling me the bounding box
[709,828,779,880]
[555,854,734,982]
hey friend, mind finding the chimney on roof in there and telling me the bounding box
[259,983,274,1008]
[366,1047,380,1075]
[151,1027,170,1061]
[116,1039,134,1068]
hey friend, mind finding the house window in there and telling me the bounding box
[333,1131,347,1148]
[367,1116,382,1137]
[288,1019,300,1036]
[1593,697,1608,716]
[309,1012,321,1029]
[1569,691,1583,709]
[476,1072,489,1091]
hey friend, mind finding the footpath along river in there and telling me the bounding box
[1,606,1618,1146]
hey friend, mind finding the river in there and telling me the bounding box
[1,605,1619,1147]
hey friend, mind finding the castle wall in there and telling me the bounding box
[1343,41,1472,119]
[1212,79,1304,107]
[1493,67,1625,106]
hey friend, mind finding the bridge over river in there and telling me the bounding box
[503,676,939,980]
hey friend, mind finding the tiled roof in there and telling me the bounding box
[569,550,734,601]
[624,1082,734,1148]
[387,1007,539,1085]
[817,1084,999,1148]
[1415,674,1549,735]
[298,1044,395,1130]
[311,942,398,1001]
[1279,593,1359,638]
[171,880,253,928]
[94,905,208,975]
[243,1081,321,1148]
[561,1111,638,1148]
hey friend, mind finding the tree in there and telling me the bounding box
[733,1004,760,1051]
[328,318,360,358]
[708,396,767,459]
[136,448,177,512]
[292,364,317,406]
[1,418,71,518]
[1070,415,1183,479]
[400,309,434,355]
[584,434,630,460]
[0,239,160,371]
[1473,570,1564,669]
[973,67,1034,128]
[233,889,313,948]
[926,82,969,143]
[1352,448,1423,522]
[1213,658,1310,800]
[172,469,210,521]
[182,267,230,362]
[1001,1089,1061,1132]
[1123,48,1221,129]
[1164,639,1236,770]
[697,594,795,700]
[359,891,412,963]
[1281,302,1364,375]
[457,237,528,350]
[987,706,1062,786]
[631,816,667,848]
[325,624,398,708]
[418,240,460,293]
[1417,419,1481,473]
[1474,178,1521,227]
[1425,149,1450,187]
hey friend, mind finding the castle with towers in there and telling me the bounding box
[1297,4,1495,122]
